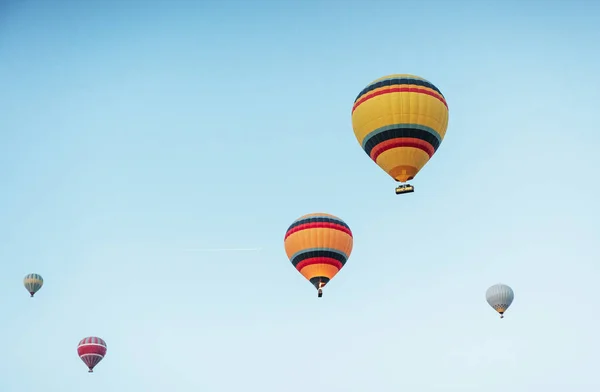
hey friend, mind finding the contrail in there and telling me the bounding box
[180,247,263,252]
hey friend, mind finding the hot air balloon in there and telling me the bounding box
[77,337,107,373]
[284,213,353,297]
[351,74,449,195]
[23,273,43,297]
[486,284,514,319]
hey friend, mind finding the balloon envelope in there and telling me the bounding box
[77,336,107,372]
[284,213,353,292]
[23,273,43,297]
[486,284,514,318]
[351,74,449,183]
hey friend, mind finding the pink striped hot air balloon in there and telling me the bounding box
[77,336,107,373]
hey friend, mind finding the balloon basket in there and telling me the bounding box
[317,289,323,298]
[395,184,415,195]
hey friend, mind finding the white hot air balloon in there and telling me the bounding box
[486,284,514,319]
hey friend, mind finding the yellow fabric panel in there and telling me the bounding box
[376,147,431,181]
[298,212,339,219]
[372,73,427,82]
[299,263,340,281]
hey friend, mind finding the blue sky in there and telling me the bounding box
[1,0,599,390]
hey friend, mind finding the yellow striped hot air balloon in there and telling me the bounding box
[351,74,449,195]
[23,273,43,297]
[284,213,353,298]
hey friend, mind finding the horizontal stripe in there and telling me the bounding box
[353,77,447,113]
[354,76,445,102]
[290,248,347,267]
[353,87,446,114]
[287,215,350,232]
[77,345,107,356]
[309,277,330,289]
[370,138,435,161]
[362,124,441,157]
[288,215,350,229]
[361,124,441,150]
[284,229,353,261]
[284,221,352,240]
[295,257,343,271]
[79,353,105,358]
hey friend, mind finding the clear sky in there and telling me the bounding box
[1,0,599,390]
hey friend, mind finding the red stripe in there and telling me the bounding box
[352,87,448,113]
[285,222,353,240]
[370,138,435,161]
[78,345,107,356]
[296,257,343,271]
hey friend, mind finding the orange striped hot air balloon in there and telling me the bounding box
[284,213,353,298]
[351,74,449,195]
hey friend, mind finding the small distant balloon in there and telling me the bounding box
[486,284,514,319]
[77,337,107,373]
[23,273,43,297]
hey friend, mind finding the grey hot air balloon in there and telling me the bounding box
[23,273,44,297]
[486,283,514,319]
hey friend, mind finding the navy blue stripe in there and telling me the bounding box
[363,127,441,156]
[286,216,350,232]
[291,250,347,267]
[355,77,444,103]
